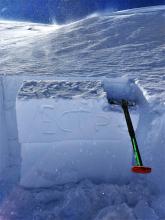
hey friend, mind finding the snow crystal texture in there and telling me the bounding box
[18,80,105,99]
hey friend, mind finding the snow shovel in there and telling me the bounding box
[108,99,152,174]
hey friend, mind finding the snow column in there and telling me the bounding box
[0,77,9,179]
[16,80,132,188]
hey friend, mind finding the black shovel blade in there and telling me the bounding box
[108,99,136,107]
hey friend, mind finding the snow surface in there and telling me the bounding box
[0,6,165,101]
[0,5,165,220]
[17,80,105,99]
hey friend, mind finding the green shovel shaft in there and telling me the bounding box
[121,100,143,166]
[131,137,143,166]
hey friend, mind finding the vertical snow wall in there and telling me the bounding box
[0,76,21,183]
[0,77,9,179]
[0,75,164,192]
[16,80,134,188]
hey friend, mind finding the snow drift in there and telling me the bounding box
[1,0,164,24]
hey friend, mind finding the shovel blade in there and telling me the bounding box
[108,99,136,107]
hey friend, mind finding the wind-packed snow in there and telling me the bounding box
[0,6,165,101]
[0,5,165,220]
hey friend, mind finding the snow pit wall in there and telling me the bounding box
[16,80,134,188]
[0,75,164,192]
[0,77,9,178]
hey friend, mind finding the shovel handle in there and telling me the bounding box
[121,100,143,166]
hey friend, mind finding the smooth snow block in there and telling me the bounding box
[16,80,133,187]
[21,140,131,188]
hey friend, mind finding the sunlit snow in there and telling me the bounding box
[0,5,165,220]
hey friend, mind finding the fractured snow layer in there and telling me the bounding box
[16,80,136,187]
[18,80,105,100]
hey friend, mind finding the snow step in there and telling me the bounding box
[16,80,135,188]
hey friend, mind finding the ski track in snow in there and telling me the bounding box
[0,5,165,220]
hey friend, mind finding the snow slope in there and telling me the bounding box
[0,6,165,101]
[0,5,165,220]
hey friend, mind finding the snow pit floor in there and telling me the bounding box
[0,178,162,220]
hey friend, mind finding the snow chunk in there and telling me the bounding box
[151,195,165,218]
[95,203,136,220]
[104,77,147,105]
[134,200,159,220]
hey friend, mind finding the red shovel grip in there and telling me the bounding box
[132,166,152,174]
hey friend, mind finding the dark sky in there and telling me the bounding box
[0,0,165,23]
